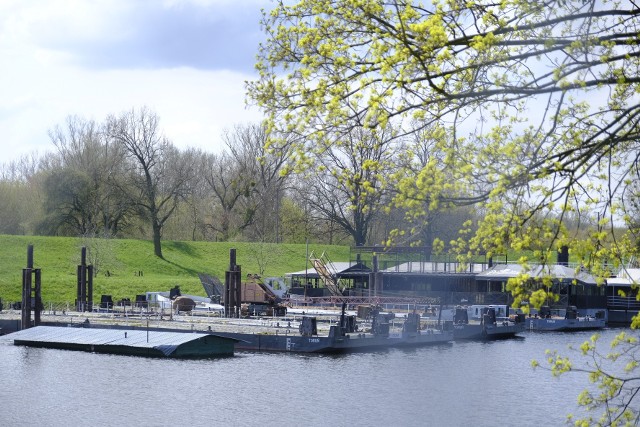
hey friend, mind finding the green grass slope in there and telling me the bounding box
[0,235,349,304]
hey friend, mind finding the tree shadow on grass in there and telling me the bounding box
[160,249,221,282]
[165,241,201,259]
[165,261,199,276]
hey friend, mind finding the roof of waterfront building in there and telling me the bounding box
[9,326,236,358]
[606,268,640,286]
[476,263,597,285]
[285,262,371,278]
[381,261,487,274]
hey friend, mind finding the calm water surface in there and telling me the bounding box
[0,328,632,427]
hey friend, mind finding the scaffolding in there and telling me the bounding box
[309,251,344,297]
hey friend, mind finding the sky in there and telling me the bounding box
[0,0,269,164]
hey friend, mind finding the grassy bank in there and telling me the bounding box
[0,235,349,304]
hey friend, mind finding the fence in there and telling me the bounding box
[607,296,640,311]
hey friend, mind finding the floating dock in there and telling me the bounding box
[9,326,236,358]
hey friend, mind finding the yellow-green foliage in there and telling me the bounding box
[0,235,349,303]
[250,0,640,283]
[533,332,640,426]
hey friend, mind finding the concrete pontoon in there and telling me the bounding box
[9,326,236,358]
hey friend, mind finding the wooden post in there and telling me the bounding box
[21,245,42,330]
[34,269,42,325]
[224,271,232,317]
[87,265,93,311]
[76,247,93,312]
[234,264,242,318]
[223,249,243,318]
[21,267,31,330]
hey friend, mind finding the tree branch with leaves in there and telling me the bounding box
[249,0,640,278]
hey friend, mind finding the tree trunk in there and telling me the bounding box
[152,220,163,258]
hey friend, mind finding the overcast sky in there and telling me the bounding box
[0,0,269,163]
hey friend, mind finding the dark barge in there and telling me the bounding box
[212,324,453,353]
[207,304,452,353]
[449,306,526,340]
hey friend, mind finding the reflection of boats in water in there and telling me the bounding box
[447,305,525,340]
[525,305,606,331]
[212,326,452,353]
[211,305,453,353]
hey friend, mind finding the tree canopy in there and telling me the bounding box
[249,1,640,424]
[249,0,640,275]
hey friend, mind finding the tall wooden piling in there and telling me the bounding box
[21,245,42,330]
[76,247,93,312]
[224,249,242,318]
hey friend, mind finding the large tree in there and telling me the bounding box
[389,123,478,255]
[0,180,33,234]
[201,149,255,241]
[1,153,56,235]
[38,168,93,235]
[106,107,192,258]
[47,116,133,237]
[226,123,292,242]
[249,1,640,423]
[162,147,211,242]
[201,124,292,242]
[249,0,640,273]
[298,122,397,246]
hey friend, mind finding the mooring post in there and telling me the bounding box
[34,269,42,325]
[22,245,33,328]
[21,245,42,330]
[75,247,93,312]
[79,247,87,311]
[224,269,231,317]
[87,264,93,311]
[234,264,242,318]
[224,249,242,318]
[224,249,236,317]
[229,248,236,270]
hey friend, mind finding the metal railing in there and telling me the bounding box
[607,296,640,310]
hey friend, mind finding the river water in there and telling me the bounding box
[0,328,633,427]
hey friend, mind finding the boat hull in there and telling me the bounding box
[525,317,606,331]
[452,322,525,340]
[212,329,453,353]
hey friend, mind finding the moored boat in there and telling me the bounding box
[449,306,525,340]
[212,325,452,353]
[525,306,606,331]
[210,307,453,353]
